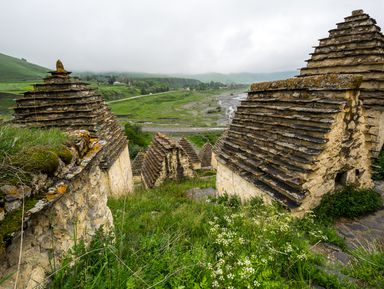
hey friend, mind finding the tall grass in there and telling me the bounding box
[0,125,70,185]
[50,177,356,289]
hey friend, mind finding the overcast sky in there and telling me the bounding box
[0,0,383,74]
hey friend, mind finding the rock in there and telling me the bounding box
[5,200,21,213]
[0,185,18,196]
[0,208,5,221]
[186,187,216,200]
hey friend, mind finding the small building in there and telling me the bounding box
[178,137,201,170]
[141,133,195,188]
[199,143,213,168]
[132,151,146,182]
[216,74,373,214]
[12,60,133,197]
[300,9,384,158]
[211,131,227,169]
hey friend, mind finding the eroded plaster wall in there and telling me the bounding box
[106,145,134,197]
[0,164,114,289]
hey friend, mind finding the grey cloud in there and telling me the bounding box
[0,0,383,73]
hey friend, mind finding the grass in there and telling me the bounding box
[0,82,37,118]
[0,125,70,185]
[90,82,141,101]
[109,88,242,127]
[0,53,48,82]
[187,132,221,148]
[50,177,359,289]
[344,245,384,288]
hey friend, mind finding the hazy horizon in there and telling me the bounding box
[1,0,383,74]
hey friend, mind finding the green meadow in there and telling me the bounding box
[109,89,241,127]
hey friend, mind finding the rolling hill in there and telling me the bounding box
[174,71,298,84]
[0,53,48,82]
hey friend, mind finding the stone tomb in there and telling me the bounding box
[141,133,195,188]
[300,10,384,158]
[199,143,213,168]
[12,60,133,196]
[178,137,201,170]
[132,151,146,182]
[211,130,227,169]
[216,74,372,215]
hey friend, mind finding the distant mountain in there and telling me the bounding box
[174,71,298,84]
[0,53,48,82]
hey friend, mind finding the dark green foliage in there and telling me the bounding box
[372,150,384,180]
[124,123,152,158]
[314,186,383,224]
[187,132,221,148]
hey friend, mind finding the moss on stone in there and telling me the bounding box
[0,198,39,252]
[52,145,73,164]
[11,146,60,176]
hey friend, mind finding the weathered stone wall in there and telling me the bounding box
[296,95,373,214]
[0,162,113,289]
[106,145,133,197]
[365,109,384,158]
[211,152,218,169]
[216,162,274,205]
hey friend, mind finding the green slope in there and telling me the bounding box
[0,53,48,82]
[174,71,297,84]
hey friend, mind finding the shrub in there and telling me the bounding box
[313,185,383,224]
[124,123,151,158]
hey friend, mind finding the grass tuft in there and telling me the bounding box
[313,185,383,224]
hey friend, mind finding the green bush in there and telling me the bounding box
[313,185,383,224]
[124,123,152,158]
[187,132,221,148]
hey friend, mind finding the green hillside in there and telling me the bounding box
[175,71,297,84]
[0,53,48,82]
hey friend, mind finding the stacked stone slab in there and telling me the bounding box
[199,143,213,168]
[132,151,146,182]
[141,133,195,188]
[300,10,384,157]
[12,60,133,196]
[211,131,228,169]
[216,74,372,214]
[178,137,201,169]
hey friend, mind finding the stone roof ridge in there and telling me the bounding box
[213,130,228,154]
[178,137,200,163]
[251,74,362,92]
[154,132,179,148]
